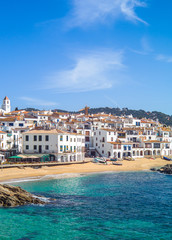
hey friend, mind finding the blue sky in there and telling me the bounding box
[1,0,172,114]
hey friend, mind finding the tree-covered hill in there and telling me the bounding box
[87,107,172,126]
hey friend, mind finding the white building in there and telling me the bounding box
[0,131,7,150]
[93,128,171,159]
[1,96,11,113]
[22,129,85,162]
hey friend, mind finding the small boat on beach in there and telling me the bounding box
[112,161,123,166]
[110,158,118,162]
[93,157,107,164]
[163,156,172,161]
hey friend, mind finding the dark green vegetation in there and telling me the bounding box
[20,107,172,126]
[84,107,172,126]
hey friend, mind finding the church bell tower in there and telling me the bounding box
[2,96,11,113]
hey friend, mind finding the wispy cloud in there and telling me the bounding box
[155,54,172,63]
[45,50,125,93]
[68,0,148,28]
[130,36,153,55]
[141,37,153,52]
[19,97,57,107]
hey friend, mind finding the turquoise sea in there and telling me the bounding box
[0,172,172,240]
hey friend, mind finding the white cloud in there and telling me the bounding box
[45,50,125,93]
[19,97,57,106]
[155,54,172,63]
[68,0,147,27]
[129,37,153,55]
[141,37,153,52]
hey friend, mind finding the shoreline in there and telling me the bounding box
[0,158,169,183]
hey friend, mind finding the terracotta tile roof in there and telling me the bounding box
[144,140,169,143]
[0,117,16,122]
[3,96,9,100]
[22,129,84,136]
[101,128,117,132]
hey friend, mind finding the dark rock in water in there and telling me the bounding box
[150,168,157,171]
[156,164,172,175]
[0,184,45,207]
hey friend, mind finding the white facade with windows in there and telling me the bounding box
[93,128,171,159]
[22,129,85,162]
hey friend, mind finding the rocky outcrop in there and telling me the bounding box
[0,184,45,207]
[155,164,172,175]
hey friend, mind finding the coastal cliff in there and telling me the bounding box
[0,184,45,207]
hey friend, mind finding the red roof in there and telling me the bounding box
[4,96,9,100]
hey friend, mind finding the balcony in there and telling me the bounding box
[133,145,143,149]
[145,144,152,148]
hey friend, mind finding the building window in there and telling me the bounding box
[9,123,14,126]
[154,143,160,148]
[70,146,72,152]
[45,145,49,150]
[85,137,89,142]
[45,135,49,141]
[96,143,98,146]
[111,137,113,141]
[70,138,72,142]
[19,123,24,127]
[74,146,76,152]
[39,135,42,141]
[26,145,29,150]
[102,144,104,147]
[60,145,63,152]
[74,138,76,142]
[26,135,29,141]
[102,150,104,154]
[60,135,63,141]
[34,135,37,141]
[34,145,37,150]
[67,146,68,151]
[66,136,68,141]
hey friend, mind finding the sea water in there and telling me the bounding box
[0,172,171,240]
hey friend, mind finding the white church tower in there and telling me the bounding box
[2,96,11,113]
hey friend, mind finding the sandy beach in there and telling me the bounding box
[0,158,169,182]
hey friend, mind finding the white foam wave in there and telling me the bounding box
[39,173,86,180]
[0,177,42,184]
[32,195,51,203]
